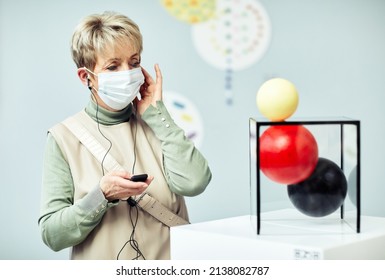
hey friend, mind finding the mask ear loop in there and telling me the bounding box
[84,67,97,76]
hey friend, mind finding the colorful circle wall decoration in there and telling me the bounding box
[163,91,204,148]
[191,0,271,104]
[160,0,217,24]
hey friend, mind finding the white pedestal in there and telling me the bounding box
[170,209,385,260]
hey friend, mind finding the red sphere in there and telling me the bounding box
[259,125,318,184]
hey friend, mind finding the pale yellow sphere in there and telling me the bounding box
[256,78,299,121]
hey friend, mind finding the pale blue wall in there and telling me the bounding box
[1,0,384,259]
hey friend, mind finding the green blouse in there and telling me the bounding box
[38,100,212,252]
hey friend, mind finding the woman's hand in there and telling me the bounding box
[135,64,163,115]
[99,170,154,201]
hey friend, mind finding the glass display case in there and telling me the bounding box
[249,118,360,234]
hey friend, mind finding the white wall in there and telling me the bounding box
[1,0,384,259]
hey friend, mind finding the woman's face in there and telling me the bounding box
[89,39,142,111]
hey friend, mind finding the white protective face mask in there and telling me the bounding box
[87,67,145,110]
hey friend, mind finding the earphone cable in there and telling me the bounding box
[131,113,138,174]
[115,113,144,260]
[92,92,112,176]
[90,88,144,259]
[116,204,146,260]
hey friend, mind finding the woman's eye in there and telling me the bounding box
[106,65,118,71]
[132,61,141,68]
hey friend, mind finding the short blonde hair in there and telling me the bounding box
[70,11,143,69]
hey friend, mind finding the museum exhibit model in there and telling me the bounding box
[250,78,360,234]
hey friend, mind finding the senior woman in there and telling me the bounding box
[38,11,212,260]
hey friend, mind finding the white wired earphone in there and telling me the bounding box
[87,77,145,260]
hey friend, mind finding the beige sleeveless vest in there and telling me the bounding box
[49,110,188,260]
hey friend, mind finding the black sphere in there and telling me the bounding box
[287,157,347,217]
